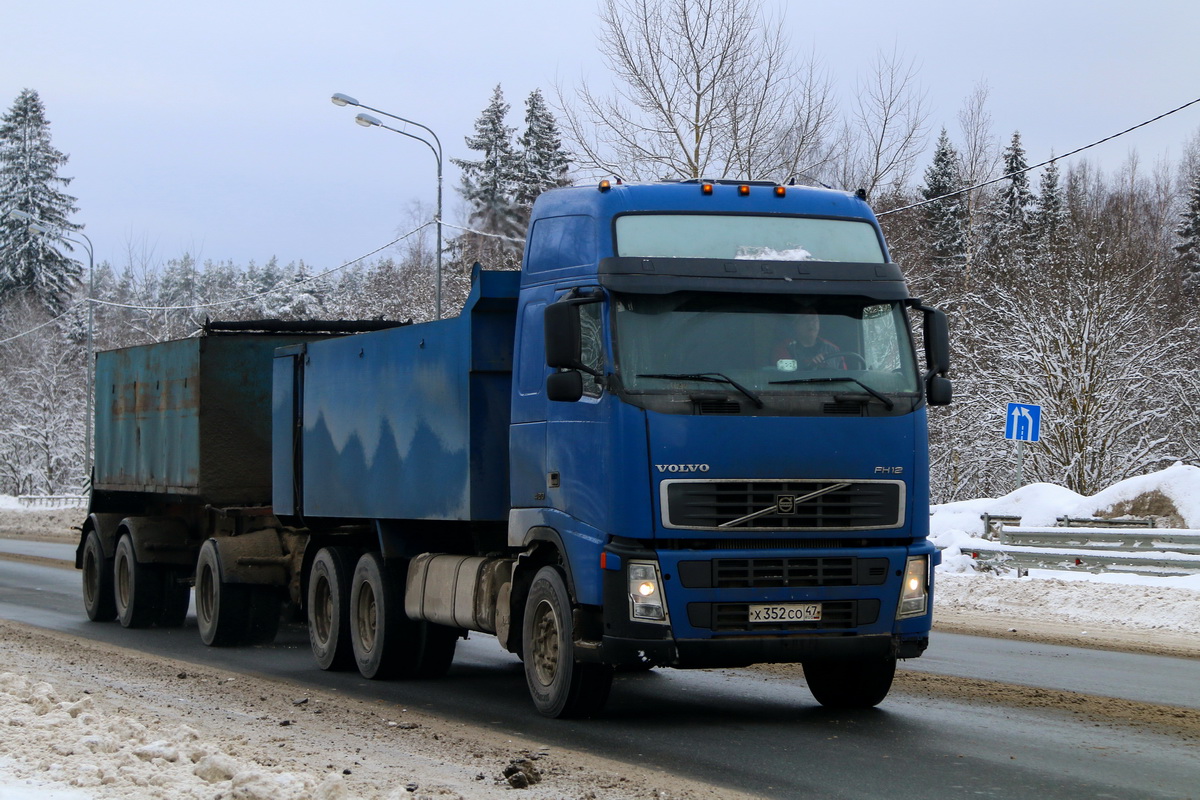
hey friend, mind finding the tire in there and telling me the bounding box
[242,585,283,645]
[349,552,409,679]
[308,547,357,670]
[416,623,460,679]
[803,657,896,709]
[81,528,116,622]
[522,565,613,719]
[114,533,162,628]
[155,567,191,628]
[196,538,250,646]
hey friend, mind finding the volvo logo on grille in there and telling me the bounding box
[776,494,798,515]
[655,463,710,473]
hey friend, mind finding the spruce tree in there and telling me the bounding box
[1176,162,1200,294]
[985,131,1035,268]
[451,85,522,254]
[0,88,82,313]
[921,128,967,269]
[514,89,571,227]
[1032,156,1066,251]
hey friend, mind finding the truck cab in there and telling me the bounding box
[508,180,950,714]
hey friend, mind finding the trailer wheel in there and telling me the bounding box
[114,533,163,628]
[196,539,248,646]
[803,657,896,709]
[522,565,613,718]
[81,528,116,622]
[308,547,357,670]
[156,567,192,628]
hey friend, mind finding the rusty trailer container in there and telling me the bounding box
[93,333,313,507]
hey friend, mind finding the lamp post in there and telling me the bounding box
[331,93,444,319]
[12,210,96,493]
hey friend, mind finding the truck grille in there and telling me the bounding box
[688,599,880,631]
[662,479,904,531]
[678,557,889,589]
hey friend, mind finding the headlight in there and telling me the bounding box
[896,555,929,619]
[628,561,667,622]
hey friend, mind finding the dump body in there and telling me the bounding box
[271,270,520,522]
[94,334,308,506]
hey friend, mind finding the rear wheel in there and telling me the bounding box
[114,533,162,628]
[349,552,460,680]
[155,567,191,628]
[803,657,896,709]
[81,528,116,622]
[522,565,613,718]
[308,547,357,670]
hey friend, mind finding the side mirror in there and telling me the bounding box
[923,307,950,376]
[927,375,952,406]
[544,301,583,370]
[546,370,584,403]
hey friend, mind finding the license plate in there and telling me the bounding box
[747,603,822,623]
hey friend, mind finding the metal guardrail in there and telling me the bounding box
[15,495,89,509]
[966,514,1200,577]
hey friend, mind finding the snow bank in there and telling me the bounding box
[0,672,351,800]
[931,463,1200,632]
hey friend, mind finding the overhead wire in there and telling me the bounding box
[878,96,1200,217]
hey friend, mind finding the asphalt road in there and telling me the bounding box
[2,544,1198,799]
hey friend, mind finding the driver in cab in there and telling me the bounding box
[774,311,844,371]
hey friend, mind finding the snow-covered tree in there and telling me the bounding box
[920,128,967,270]
[1176,160,1200,294]
[514,89,571,227]
[0,89,82,313]
[981,131,1035,269]
[452,85,522,258]
[1032,156,1067,251]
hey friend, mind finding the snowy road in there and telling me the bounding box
[1,541,1197,799]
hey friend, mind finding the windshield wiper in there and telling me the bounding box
[638,372,764,409]
[769,376,895,410]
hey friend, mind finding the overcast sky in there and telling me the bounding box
[2,0,1198,275]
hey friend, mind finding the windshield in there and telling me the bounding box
[615,214,885,263]
[612,291,921,414]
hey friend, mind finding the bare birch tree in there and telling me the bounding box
[558,0,838,181]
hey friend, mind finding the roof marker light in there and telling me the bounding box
[701,183,714,195]
[775,185,787,198]
[738,184,751,196]
[599,180,612,192]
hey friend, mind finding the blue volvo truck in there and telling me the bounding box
[79,180,951,718]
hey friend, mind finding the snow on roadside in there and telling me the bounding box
[930,462,1200,638]
[0,671,348,800]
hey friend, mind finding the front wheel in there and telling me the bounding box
[803,657,896,709]
[195,539,279,646]
[522,565,612,719]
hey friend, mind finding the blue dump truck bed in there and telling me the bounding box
[94,334,312,505]
[272,269,521,522]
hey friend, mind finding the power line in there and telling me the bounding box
[0,222,432,346]
[878,96,1200,217]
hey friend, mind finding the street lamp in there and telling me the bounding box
[12,210,96,493]
[331,93,444,319]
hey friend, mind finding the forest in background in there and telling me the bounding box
[2,0,1199,502]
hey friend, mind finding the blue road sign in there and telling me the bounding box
[1005,403,1041,442]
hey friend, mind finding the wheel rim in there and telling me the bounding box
[198,563,216,626]
[530,598,560,687]
[313,574,333,646]
[355,581,378,654]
